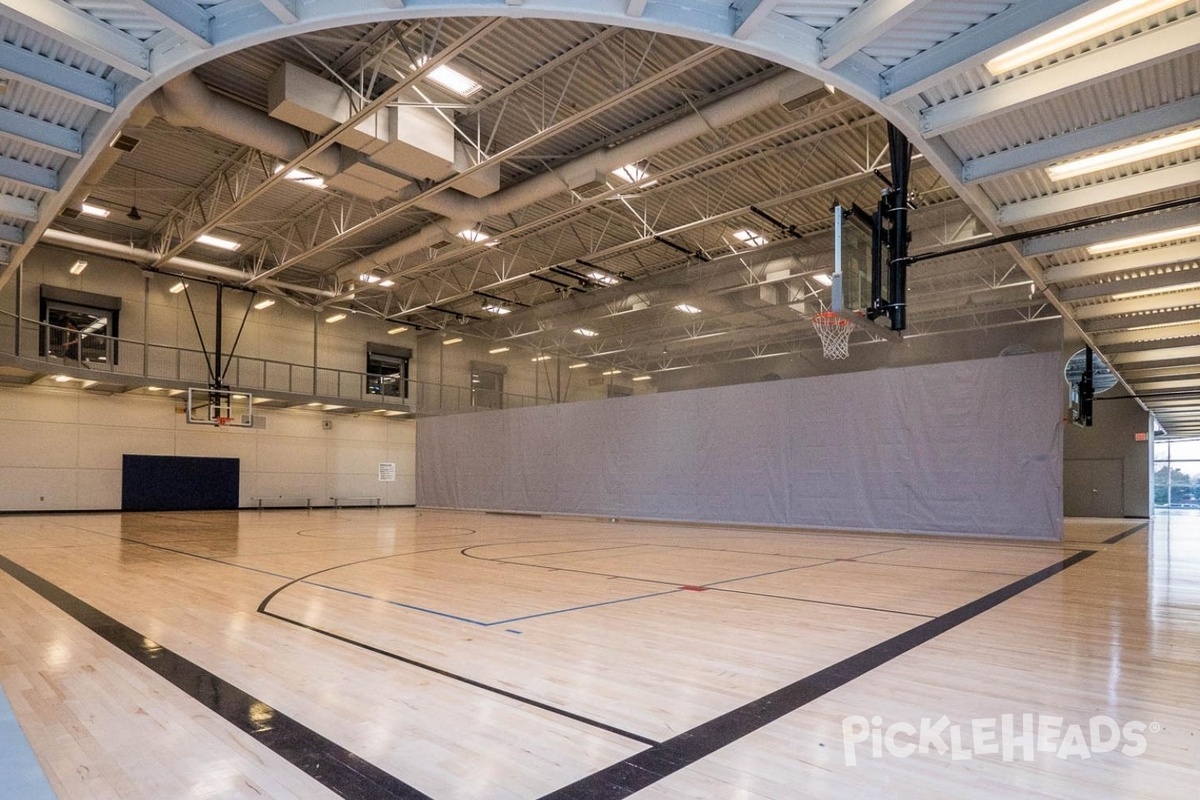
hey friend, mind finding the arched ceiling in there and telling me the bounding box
[0,1,1197,428]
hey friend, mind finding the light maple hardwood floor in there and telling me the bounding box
[0,510,1193,799]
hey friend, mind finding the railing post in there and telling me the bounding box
[13,264,21,357]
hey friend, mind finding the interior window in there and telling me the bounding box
[43,301,118,365]
[367,352,409,397]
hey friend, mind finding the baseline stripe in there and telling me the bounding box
[538,549,1097,800]
[0,555,430,800]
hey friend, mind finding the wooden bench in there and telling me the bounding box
[251,497,312,509]
[330,496,381,509]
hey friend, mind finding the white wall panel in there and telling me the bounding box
[0,385,416,511]
[0,421,78,468]
[0,467,79,509]
[78,426,175,468]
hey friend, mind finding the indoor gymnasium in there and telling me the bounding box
[0,1,1197,798]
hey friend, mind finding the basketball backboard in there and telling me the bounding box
[186,387,253,427]
[829,205,899,343]
[831,204,874,316]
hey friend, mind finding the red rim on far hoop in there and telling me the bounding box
[812,311,852,360]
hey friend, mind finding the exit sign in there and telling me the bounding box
[1134,432,1148,442]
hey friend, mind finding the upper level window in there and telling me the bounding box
[40,286,121,365]
[366,343,411,398]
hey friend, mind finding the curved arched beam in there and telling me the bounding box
[3,0,996,290]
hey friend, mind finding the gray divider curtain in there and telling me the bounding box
[417,352,1063,540]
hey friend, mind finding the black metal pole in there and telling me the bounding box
[886,123,911,332]
[213,283,223,390]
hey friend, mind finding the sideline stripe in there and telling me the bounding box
[1104,522,1147,545]
[537,549,1097,800]
[0,555,431,800]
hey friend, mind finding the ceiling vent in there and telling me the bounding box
[110,134,141,153]
[59,207,81,219]
[780,86,833,113]
[570,169,610,197]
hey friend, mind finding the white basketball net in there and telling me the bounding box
[812,311,852,360]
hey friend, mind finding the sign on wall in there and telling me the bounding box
[378,462,396,482]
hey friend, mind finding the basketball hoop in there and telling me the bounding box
[215,417,231,427]
[812,311,852,360]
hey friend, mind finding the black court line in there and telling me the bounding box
[535,549,1097,800]
[1104,522,1148,545]
[0,554,430,800]
[259,608,659,747]
[706,586,937,619]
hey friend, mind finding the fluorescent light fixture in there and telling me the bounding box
[80,202,110,218]
[675,303,702,314]
[417,56,483,97]
[379,279,395,288]
[274,165,325,188]
[253,298,275,310]
[325,313,347,323]
[1112,280,1200,300]
[1046,127,1200,181]
[488,346,510,354]
[169,281,187,294]
[1086,223,1200,255]
[813,273,833,286]
[457,229,491,244]
[359,273,382,284]
[569,362,589,369]
[69,259,87,275]
[483,304,512,315]
[633,375,652,381]
[196,233,240,251]
[985,0,1186,75]
[147,386,163,392]
[53,375,70,383]
[732,229,767,247]
[307,402,322,407]
[588,271,619,286]
[388,325,409,335]
[443,337,463,345]
[611,164,657,187]
[532,355,552,362]
[573,327,598,337]
[602,369,622,376]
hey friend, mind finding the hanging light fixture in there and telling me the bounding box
[127,169,142,221]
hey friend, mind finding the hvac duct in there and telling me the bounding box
[149,69,824,280]
[41,229,336,299]
[334,70,825,279]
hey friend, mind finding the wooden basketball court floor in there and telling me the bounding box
[0,509,1196,799]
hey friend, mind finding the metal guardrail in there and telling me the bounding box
[0,310,551,416]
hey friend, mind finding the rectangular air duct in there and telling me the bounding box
[268,63,349,135]
[452,141,500,198]
[326,151,412,202]
[372,104,457,180]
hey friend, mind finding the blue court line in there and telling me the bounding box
[0,684,56,800]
